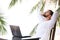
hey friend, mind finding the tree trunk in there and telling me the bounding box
[58,0,60,5]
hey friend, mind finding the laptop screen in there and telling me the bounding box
[10,25,22,38]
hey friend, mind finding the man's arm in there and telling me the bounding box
[37,6,44,21]
[49,11,59,28]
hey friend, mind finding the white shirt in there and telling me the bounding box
[33,8,58,40]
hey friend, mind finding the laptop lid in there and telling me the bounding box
[10,25,22,38]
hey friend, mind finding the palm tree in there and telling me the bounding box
[0,13,6,35]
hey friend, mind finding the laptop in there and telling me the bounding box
[10,25,22,38]
[0,38,7,40]
[10,25,31,38]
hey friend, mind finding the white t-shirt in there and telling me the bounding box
[33,8,58,40]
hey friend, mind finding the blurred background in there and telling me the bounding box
[0,0,60,40]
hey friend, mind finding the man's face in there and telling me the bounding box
[44,11,51,20]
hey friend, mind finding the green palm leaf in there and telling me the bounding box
[9,0,22,8]
[0,13,6,35]
[0,25,6,35]
[9,0,18,8]
[30,0,45,13]
[40,0,45,12]
[30,1,40,13]
[30,24,39,36]
[57,7,60,26]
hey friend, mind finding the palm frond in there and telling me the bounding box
[9,0,22,8]
[0,13,6,35]
[40,0,45,12]
[57,15,60,26]
[57,7,60,26]
[0,25,6,35]
[30,1,40,13]
[56,7,60,13]
[30,0,46,13]
[29,24,39,36]
[9,0,18,8]
[0,19,6,25]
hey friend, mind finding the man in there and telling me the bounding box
[33,8,59,40]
